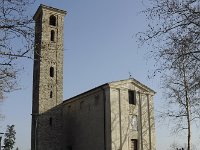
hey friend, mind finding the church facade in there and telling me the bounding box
[31,5,156,150]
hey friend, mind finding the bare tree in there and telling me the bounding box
[0,0,35,99]
[161,40,200,150]
[148,35,200,150]
[137,0,200,150]
[138,0,200,61]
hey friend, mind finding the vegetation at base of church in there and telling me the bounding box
[3,125,16,150]
[169,142,197,150]
[0,0,35,101]
[137,0,200,150]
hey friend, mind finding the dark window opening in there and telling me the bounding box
[95,99,99,106]
[49,117,52,126]
[131,139,138,150]
[49,15,56,26]
[50,30,55,41]
[67,145,72,150]
[94,96,99,106]
[80,101,84,109]
[50,91,53,98]
[50,67,54,77]
[129,90,136,105]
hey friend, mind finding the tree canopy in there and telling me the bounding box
[3,125,16,150]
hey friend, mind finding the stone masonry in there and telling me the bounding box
[31,5,66,150]
[31,4,156,150]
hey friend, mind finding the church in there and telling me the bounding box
[31,5,156,150]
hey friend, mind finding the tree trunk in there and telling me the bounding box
[183,63,191,150]
[186,98,191,150]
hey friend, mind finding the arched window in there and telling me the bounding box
[49,15,56,26]
[50,67,54,77]
[50,91,53,98]
[51,30,55,42]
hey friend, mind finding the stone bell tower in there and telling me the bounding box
[31,4,66,150]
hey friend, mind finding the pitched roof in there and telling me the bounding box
[108,78,156,94]
[63,78,155,104]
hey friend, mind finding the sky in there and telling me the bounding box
[0,0,200,150]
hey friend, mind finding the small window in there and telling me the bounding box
[50,91,53,98]
[50,67,54,77]
[94,95,99,106]
[131,139,138,150]
[68,105,71,111]
[80,101,84,109]
[49,15,56,26]
[50,30,55,41]
[129,90,136,105]
[49,117,52,126]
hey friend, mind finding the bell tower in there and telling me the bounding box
[31,4,66,150]
[32,4,66,114]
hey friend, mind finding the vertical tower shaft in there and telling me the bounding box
[31,5,66,150]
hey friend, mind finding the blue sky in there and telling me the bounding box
[1,0,199,149]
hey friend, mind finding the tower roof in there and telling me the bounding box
[33,4,67,20]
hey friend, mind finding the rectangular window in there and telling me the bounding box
[131,139,138,150]
[129,90,136,105]
[49,117,52,126]
[80,101,84,109]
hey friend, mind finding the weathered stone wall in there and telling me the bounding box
[31,5,156,150]
[109,86,136,150]
[60,80,156,150]
[35,6,65,114]
[62,87,110,150]
[36,105,63,150]
[31,5,66,150]
[109,80,156,150]
[148,95,156,150]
